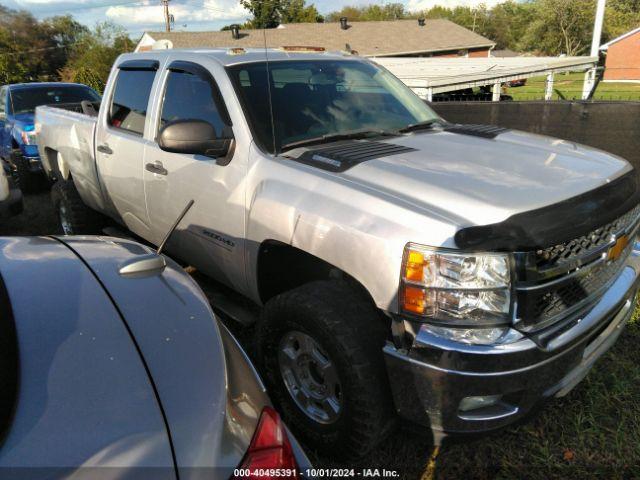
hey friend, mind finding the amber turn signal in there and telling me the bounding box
[403,285,426,314]
[405,251,426,282]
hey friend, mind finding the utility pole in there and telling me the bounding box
[582,0,606,99]
[162,0,171,32]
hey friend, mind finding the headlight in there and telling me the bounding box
[20,125,36,145]
[400,243,513,326]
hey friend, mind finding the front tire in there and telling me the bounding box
[11,150,37,193]
[51,179,105,235]
[257,280,395,459]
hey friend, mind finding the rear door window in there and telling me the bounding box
[109,69,156,135]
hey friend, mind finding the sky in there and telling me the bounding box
[2,0,509,37]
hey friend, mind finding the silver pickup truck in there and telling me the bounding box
[36,48,640,458]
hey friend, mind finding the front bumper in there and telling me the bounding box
[384,246,640,436]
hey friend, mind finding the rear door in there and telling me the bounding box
[143,59,248,291]
[95,60,160,239]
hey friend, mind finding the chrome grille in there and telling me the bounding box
[536,204,640,271]
[518,241,633,325]
[517,204,640,331]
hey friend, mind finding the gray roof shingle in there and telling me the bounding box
[142,19,495,57]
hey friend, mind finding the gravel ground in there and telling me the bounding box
[0,190,59,236]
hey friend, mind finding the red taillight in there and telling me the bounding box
[234,407,299,480]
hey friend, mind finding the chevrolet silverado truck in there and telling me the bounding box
[0,82,100,192]
[35,49,640,458]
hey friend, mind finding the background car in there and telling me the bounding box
[0,235,309,479]
[0,83,100,192]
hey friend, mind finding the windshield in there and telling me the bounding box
[227,59,439,154]
[10,85,101,115]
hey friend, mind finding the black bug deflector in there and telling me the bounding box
[455,169,640,251]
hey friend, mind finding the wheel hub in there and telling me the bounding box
[278,330,342,424]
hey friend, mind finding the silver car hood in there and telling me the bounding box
[57,236,267,478]
[339,129,633,228]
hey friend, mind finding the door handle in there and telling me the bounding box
[97,144,113,155]
[145,161,168,176]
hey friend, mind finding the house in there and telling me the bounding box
[600,26,640,82]
[136,18,496,58]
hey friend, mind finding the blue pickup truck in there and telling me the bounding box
[0,83,100,192]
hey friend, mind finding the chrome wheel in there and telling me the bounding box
[278,330,342,424]
[58,203,74,235]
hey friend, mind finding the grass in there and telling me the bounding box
[505,72,640,101]
[311,299,640,479]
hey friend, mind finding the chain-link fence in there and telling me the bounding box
[430,100,640,169]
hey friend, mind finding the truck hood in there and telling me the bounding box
[337,128,632,228]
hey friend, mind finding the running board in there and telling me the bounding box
[188,270,260,327]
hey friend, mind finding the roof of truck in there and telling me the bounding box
[119,48,365,67]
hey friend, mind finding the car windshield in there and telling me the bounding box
[227,59,439,154]
[10,85,100,115]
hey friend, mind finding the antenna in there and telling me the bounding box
[263,28,278,155]
[158,199,194,255]
[118,199,194,278]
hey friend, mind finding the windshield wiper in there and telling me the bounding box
[397,119,443,134]
[280,129,395,153]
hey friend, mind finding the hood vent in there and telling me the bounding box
[444,123,509,139]
[291,140,416,173]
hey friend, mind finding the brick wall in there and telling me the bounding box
[604,30,640,81]
[468,48,490,58]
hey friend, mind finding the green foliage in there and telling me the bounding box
[240,0,322,29]
[61,22,135,94]
[325,3,406,22]
[519,0,596,55]
[326,0,640,55]
[0,5,133,90]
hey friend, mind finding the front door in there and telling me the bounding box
[96,62,158,239]
[143,61,247,292]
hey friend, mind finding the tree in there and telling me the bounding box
[240,0,321,28]
[281,0,322,23]
[325,3,406,22]
[60,22,134,93]
[519,0,596,55]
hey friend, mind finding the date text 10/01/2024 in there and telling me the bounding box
[234,469,400,477]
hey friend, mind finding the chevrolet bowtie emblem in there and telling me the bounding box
[607,235,629,261]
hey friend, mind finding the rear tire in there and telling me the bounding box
[51,179,105,235]
[257,280,395,459]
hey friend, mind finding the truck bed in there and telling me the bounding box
[35,105,105,213]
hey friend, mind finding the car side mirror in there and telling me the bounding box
[158,119,231,158]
